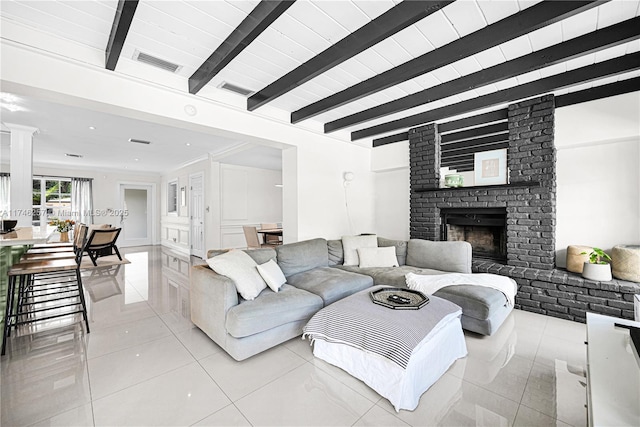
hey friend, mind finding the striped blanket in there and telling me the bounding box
[303,286,462,369]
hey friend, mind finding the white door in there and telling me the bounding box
[189,173,205,258]
[120,184,153,247]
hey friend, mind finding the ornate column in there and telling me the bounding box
[5,123,38,227]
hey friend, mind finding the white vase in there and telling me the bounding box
[582,262,612,281]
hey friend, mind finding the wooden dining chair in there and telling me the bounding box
[242,226,263,249]
[260,223,282,245]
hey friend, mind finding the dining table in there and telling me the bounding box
[256,228,283,245]
[256,228,283,238]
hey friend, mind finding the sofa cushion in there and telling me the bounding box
[256,259,287,292]
[377,237,408,266]
[327,239,344,266]
[206,250,266,301]
[226,284,323,338]
[276,238,329,277]
[406,239,472,273]
[357,246,399,268]
[245,248,278,265]
[206,248,276,264]
[287,267,373,306]
[433,285,507,321]
[335,265,444,288]
[342,234,377,266]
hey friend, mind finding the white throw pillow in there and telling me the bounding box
[357,246,399,268]
[206,250,266,300]
[341,234,378,266]
[256,259,287,292]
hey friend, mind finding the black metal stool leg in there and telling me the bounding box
[75,269,90,333]
[2,275,17,355]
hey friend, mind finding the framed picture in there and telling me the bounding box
[474,149,507,185]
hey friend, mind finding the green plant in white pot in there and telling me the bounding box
[580,247,612,281]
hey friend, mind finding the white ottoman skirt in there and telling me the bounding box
[309,310,467,412]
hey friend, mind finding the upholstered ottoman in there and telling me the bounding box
[303,286,467,412]
[433,285,512,336]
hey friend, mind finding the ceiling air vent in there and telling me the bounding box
[129,138,151,145]
[65,153,83,158]
[218,81,254,96]
[133,50,181,73]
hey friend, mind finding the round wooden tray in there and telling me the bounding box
[370,287,429,310]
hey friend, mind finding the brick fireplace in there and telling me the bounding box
[441,207,507,262]
[409,94,639,322]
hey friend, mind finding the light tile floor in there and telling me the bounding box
[1,246,589,426]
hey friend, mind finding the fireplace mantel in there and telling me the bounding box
[413,181,541,193]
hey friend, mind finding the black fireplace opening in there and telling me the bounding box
[441,208,507,262]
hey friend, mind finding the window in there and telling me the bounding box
[32,177,72,225]
[167,180,178,214]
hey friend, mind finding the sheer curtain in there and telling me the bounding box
[0,173,9,218]
[71,178,93,225]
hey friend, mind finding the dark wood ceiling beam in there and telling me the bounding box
[442,133,509,152]
[555,76,640,108]
[189,1,295,94]
[105,0,139,71]
[292,0,604,123]
[372,132,409,147]
[326,15,639,133]
[247,1,452,111]
[439,109,508,133]
[440,132,509,155]
[443,164,474,172]
[372,109,508,147]
[441,122,508,143]
[442,157,475,168]
[352,51,640,140]
[442,142,510,161]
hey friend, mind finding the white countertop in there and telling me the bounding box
[0,226,53,246]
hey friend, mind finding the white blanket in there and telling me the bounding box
[405,272,517,307]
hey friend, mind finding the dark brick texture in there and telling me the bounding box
[408,94,639,322]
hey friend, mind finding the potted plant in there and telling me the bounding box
[48,217,76,242]
[580,247,612,281]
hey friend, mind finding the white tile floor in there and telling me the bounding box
[1,246,589,426]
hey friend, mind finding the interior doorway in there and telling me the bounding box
[119,183,155,247]
[189,173,205,258]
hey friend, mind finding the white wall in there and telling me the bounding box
[160,158,209,253]
[555,92,640,267]
[1,39,375,245]
[371,142,410,240]
[0,164,162,242]
[161,159,283,253]
[370,91,640,264]
[219,164,283,249]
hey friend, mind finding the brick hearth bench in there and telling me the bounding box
[472,260,640,322]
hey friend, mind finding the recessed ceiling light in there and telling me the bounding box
[89,126,96,130]
[185,143,191,146]
[134,158,139,161]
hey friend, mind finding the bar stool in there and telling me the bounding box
[2,258,90,355]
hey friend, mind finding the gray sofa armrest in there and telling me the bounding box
[406,239,472,273]
[190,264,239,346]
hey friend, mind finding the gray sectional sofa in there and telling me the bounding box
[190,237,513,361]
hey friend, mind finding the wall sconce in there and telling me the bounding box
[343,171,355,187]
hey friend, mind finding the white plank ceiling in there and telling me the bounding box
[1,0,639,172]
